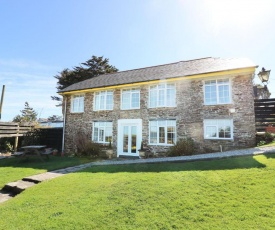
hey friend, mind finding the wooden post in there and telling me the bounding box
[0,85,5,120]
[14,123,19,151]
[14,136,19,151]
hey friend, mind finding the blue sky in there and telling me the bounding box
[1,0,275,121]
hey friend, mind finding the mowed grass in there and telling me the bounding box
[0,153,275,230]
[0,156,94,188]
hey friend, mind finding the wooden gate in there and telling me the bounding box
[254,98,275,132]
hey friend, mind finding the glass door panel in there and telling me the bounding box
[131,126,137,153]
[123,126,128,153]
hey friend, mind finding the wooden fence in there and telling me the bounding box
[254,98,275,132]
[24,128,63,151]
[0,122,35,150]
[0,122,34,138]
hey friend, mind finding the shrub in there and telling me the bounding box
[74,131,102,157]
[264,132,274,143]
[256,132,274,146]
[168,138,196,157]
[78,141,102,157]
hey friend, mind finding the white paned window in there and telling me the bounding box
[94,91,113,111]
[121,88,140,110]
[93,122,113,143]
[71,94,84,113]
[204,79,230,105]
[149,120,176,145]
[204,119,233,139]
[149,83,176,108]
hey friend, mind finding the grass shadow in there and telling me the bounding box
[80,154,267,174]
[0,156,95,171]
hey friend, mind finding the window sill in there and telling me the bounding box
[204,103,232,106]
[121,108,140,110]
[149,143,174,146]
[204,138,233,140]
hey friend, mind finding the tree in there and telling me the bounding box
[47,115,63,121]
[12,102,37,122]
[52,56,118,102]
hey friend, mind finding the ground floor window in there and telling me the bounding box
[149,120,176,145]
[204,119,233,139]
[92,122,112,143]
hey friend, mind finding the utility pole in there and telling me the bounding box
[0,85,5,120]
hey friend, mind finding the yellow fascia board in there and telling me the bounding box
[59,67,256,96]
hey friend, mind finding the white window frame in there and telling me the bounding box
[149,120,176,145]
[71,94,84,113]
[149,83,176,108]
[204,79,231,105]
[204,119,233,140]
[121,88,140,110]
[93,90,113,111]
[92,121,113,143]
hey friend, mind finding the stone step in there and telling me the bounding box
[23,172,64,183]
[0,190,14,203]
[3,180,36,194]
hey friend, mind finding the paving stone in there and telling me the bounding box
[0,191,14,203]
[3,180,36,194]
[23,172,65,183]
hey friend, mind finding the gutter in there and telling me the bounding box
[62,97,67,153]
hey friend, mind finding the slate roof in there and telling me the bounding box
[59,57,257,93]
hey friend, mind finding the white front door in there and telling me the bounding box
[117,119,142,157]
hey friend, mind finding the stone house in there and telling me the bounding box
[59,57,257,157]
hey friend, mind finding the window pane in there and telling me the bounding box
[131,126,137,153]
[167,88,176,106]
[205,85,217,104]
[131,92,140,108]
[206,126,217,138]
[123,126,128,152]
[149,122,157,144]
[105,127,112,142]
[167,126,176,144]
[106,94,113,110]
[99,128,104,142]
[150,90,157,107]
[122,92,130,110]
[79,97,84,112]
[218,85,229,103]
[93,127,98,141]
[159,89,165,106]
[159,127,165,143]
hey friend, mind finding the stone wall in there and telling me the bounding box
[63,72,256,155]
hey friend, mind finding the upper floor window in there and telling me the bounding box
[71,94,84,113]
[149,120,176,145]
[204,119,233,140]
[94,91,113,111]
[121,88,140,110]
[204,79,230,105]
[149,83,176,108]
[92,121,112,143]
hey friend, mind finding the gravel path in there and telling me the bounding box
[82,145,275,166]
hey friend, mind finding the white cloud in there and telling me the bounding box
[0,59,62,121]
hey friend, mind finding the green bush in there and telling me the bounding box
[168,138,196,157]
[78,141,102,157]
[256,132,274,146]
[74,131,102,157]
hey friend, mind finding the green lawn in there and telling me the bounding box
[0,153,275,229]
[261,141,275,147]
[0,156,94,188]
